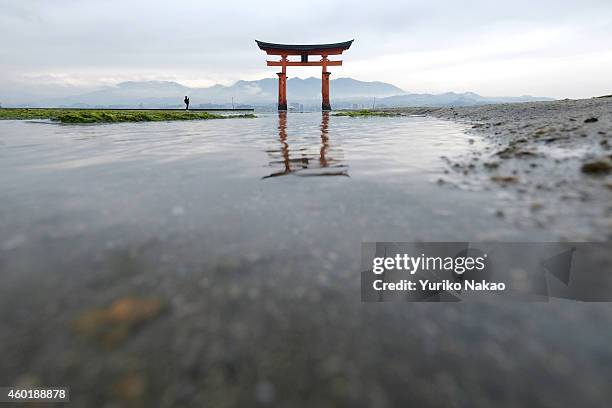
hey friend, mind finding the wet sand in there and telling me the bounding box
[388,97,612,240]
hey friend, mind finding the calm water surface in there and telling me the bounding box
[0,112,535,253]
[0,113,610,407]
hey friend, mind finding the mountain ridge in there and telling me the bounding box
[14,78,553,109]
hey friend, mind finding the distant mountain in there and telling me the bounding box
[288,77,405,98]
[30,78,405,108]
[40,81,192,107]
[17,78,553,109]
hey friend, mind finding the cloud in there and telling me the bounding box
[1,0,611,99]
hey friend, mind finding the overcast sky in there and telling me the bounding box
[1,0,611,101]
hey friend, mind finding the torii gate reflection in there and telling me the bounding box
[263,113,349,179]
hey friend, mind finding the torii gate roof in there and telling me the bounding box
[255,40,353,56]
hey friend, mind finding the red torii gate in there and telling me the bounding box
[255,40,353,111]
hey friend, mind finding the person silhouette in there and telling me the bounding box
[184,96,190,110]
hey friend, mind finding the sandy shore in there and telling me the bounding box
[388,97,612,240]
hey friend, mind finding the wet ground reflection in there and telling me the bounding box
[263,112,349,179]
[2,115,611,407]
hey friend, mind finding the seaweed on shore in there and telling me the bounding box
[333,109,401,118]
[0,108,255,123]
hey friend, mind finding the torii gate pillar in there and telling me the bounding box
[277,72,287,111]
[322,71,331,111]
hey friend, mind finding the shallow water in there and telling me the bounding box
[0,112,542,250]
[0,113,610,407]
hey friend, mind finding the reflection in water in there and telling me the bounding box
[263,112,349,179]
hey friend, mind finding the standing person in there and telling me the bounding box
[184,96,190,110]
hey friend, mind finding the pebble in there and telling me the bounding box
[491,176,519,184]
[581,160,611,174]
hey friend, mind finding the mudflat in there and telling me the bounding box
[383,97,612,240]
